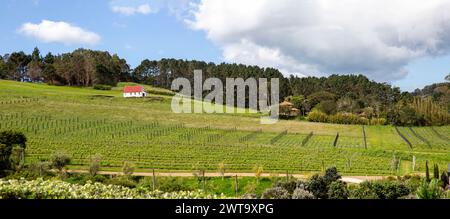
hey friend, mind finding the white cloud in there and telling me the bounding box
[187,0,450,81]
[111,3,155,15]
[18,20,101,45]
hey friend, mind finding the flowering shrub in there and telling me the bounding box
[0,178,230,199]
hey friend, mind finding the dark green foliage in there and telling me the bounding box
[425,161,430,182]
[314,100,337,115]
[307,174,328,199]
[328,181,349,199]
[93,84,113,90]
[0,131,27,173]
[323,167,341,184]
[307,167,341,199]
[349,181,410,199]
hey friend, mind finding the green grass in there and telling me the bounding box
[0,80,449,176]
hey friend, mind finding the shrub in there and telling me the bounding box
[349,181,378,199]
[154,177,191,192]
[329,112,369,125]
[28,161,51,177]
[307,167,342,199]
[349,181,410,199]
[370,118,387,125]
[292,188,315,199]
[323,167,341,184]
[328,181,349,199]
[307,174,328,199]
[89,154,102,176]
[50,152,71,172]
[93,84,112,90]
[0,131,27,173]
[307,110,329,123]
[314,100,337,115]
[261,187,290,199]
[416,178,444,199]
[274,180,299,194]
[105,175,137,188]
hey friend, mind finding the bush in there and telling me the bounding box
[273,180,299,194]
[329,112,369,125]
[292,188,315,199]
[89,154,102,176]
[307,174,328,199]
[349,182,378,199]
[50,152,71,172]
[416,178,444,199]
[93,84,112,90]
[307,167,342,199]
[314,100,337,115]
[349,181,410,199]
[0,131,27,173]
[261,187,290,199]
[105,175,137,188]
[28,161,51,177]
[370,118,387,125]
[328,181,349,199]
[307,110,329,123]
[155,177,191,192]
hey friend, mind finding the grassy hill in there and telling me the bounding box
[0,80,449,175]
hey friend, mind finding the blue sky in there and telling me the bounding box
[1,0,449,91]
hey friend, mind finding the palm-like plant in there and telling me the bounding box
[416,178,444,199]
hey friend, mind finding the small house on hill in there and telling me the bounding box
[123,85,148,98]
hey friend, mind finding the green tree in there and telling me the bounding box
[289,95,306,115]
[0,55,6,79]
[50,151,71,173]
[0,131,27,174]
[5,51,30,81]
[26,47,43,81]
[89,154,102,176]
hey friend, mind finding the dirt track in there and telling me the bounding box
[66,170,385,184]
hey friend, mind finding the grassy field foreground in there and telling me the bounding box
[0,80,449,175]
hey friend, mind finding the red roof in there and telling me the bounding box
[123,86,144,93]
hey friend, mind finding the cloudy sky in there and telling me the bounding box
[1,0,450,91]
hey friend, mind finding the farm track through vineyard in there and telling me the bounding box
[0,80,449,175]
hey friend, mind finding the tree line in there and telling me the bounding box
[0,48,448,126]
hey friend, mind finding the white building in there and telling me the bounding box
[123,85,148,98]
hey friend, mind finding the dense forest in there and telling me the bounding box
[0,48,449,126]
